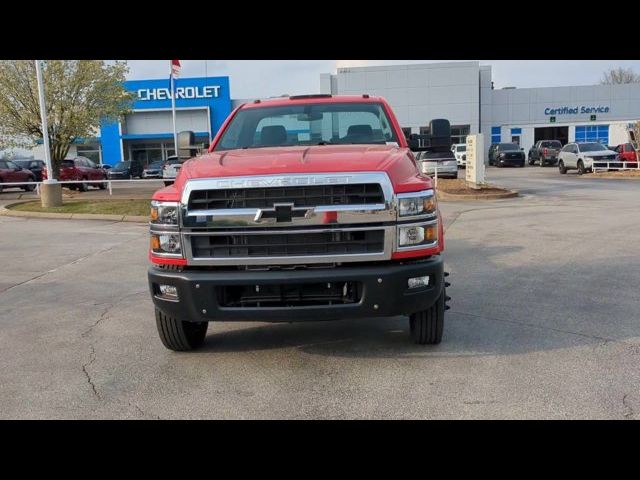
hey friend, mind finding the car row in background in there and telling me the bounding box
[488,143,526,167]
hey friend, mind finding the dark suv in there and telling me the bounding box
[107,160,144,180]
[488,143,526,167]
[13,159,45,182]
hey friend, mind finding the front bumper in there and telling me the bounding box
[148,256,444,323]
[497,157,524,166]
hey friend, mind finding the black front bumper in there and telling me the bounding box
[498,157,525,166]
[148,256,444,323]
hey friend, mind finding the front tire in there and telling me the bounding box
[409,288,446,345]
[577,160,586,175]
[23,178,36,191]
[155,308,208,351]
[79,178,89,192]
[559,160,567,174]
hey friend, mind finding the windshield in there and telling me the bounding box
[214,102,399,151]
[580,143,607,152]
[13,160,30,167]
[113,161,131,170]
[499,143,520,150]
[456,145,466,152]
[147,161,164,169]
[541,141,561,148]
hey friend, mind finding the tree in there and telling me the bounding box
[600,67,640,85]
[0,60,134,178]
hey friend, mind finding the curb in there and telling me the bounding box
[580,174,640,180]
[436,189,519,201]
[0,201,150,223]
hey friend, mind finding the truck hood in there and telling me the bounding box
[154,145,431,201]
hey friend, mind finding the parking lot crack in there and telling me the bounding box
[81,344,101,400]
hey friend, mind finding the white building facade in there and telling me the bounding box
[321,61,640,160]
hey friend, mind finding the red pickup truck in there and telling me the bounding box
[613,143,638,165]
[147,95,450,351]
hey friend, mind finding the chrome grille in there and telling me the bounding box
[188,184,384,210]
[191,230,385,258]
[180,173,396,265]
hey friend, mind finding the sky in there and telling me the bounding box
[126,60,640,99]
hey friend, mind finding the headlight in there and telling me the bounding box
[499,153,505,158]
[150,201,178,225]
[398,224,438,248]
[398,191,436,217]
[150,233,182,255]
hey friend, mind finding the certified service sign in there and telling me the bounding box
[465,134,485,188]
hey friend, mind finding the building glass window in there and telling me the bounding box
[575,125,609,145]
[450,125,470,145]
[491,126,501,145]
[76,144,102,164]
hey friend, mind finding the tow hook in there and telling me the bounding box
[444,271,451,310]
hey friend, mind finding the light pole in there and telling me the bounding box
[35,60,62,207]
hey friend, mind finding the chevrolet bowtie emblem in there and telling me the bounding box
[254,203,314,223]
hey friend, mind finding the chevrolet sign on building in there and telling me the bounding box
[33,76,232,167]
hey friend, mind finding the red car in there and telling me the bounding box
[614,143,638,165]
[43,156,107,191]
[0,159,36,192]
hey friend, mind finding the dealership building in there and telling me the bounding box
[320,61,640,158]
[33,76,232,166]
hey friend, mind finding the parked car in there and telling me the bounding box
[142,160,165,179]
[613,143,638,164]
[528,140,562,166]
[162,156,183,186]
[0,159,37,192]
[451,143,467,168]
[13,159,46,181]
[488,143,525,167]
[557,142,617,174]
[416,151,458,178]
[43,156,107,191]
[107,160,144,180]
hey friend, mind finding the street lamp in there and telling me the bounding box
[35,59,62,207]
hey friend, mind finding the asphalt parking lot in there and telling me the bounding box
[1,166,639,419]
